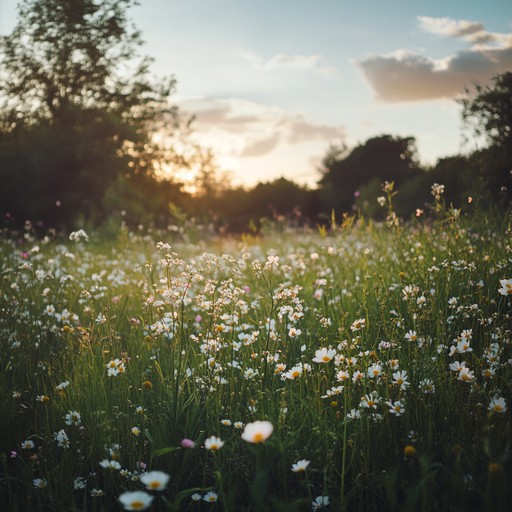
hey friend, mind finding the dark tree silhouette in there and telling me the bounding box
[461,72,512,152]
[318,135,421,213]
[460,72,512,200]
[0,0,179,227]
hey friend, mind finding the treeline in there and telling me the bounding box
[0,1,510,234]
[195,70,512,231]
[1,125,510,234]
[191,129,510,233]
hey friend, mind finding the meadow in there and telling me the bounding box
[1,187,511,511]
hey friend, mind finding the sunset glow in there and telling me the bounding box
[1,0,510,187]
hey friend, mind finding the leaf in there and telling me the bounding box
[154,446,180,457]
[144,429,153,444]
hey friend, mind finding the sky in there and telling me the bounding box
[1,0,512,188]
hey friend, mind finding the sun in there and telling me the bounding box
[158,164,199,195]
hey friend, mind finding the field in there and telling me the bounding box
[1,198,511,511]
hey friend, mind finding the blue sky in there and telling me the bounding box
[1,0,511,187]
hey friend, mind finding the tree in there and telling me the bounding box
[460,72,512,201]
[0,0,179,227]
[461,72,512,152]
[318,135,421,213]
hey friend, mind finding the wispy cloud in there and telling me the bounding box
[240,50,338,77]
[175,96,345,185]
[357,17,512,102]
[418,16,484,39]
[178,97,345,156]
[240,136,280,157]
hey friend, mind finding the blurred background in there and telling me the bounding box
[0,0,511,232]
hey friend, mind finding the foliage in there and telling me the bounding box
[0,0,179,227]
[460,72,512,153]
[318,135,422,213]
[460,72,512,201]
[189,178,319,233]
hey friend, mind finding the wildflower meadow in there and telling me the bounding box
[1,188,511,511]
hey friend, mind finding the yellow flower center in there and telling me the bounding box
[131,501,145,510]
[404,445,417,457]
[253,433,264,443]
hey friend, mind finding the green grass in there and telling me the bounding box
[0,203,511,511]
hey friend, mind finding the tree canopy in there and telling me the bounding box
[461,72,512,153]
[460,72,512,200]
[318,135,421,212]
[0,0,179,227]
[0,0,175,131]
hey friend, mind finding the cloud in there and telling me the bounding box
[240,50,338,76]
[418,16,484,39]
[178,97,345,157]
[175,96,345,185]
[418,16,512,49]
[357,17,512,102]
[240,136,280,157]
[286,117,346,143]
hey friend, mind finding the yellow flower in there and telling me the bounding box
[488,462,502,476]
[404,445,417,458]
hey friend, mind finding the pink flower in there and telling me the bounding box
[181,438,196,448]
